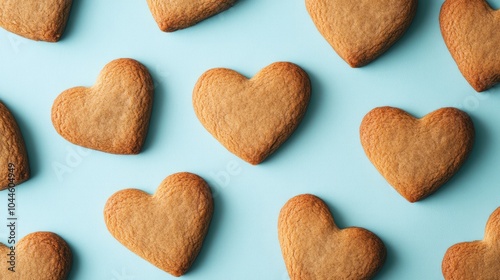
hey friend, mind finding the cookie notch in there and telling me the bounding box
[104,172,214,277]
[360,107,474,202]
[193,62,311,165]
[51,58,154,155]
[442,207,500,279]
[278,194,386,280]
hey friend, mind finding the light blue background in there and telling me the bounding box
[1,0,500,279]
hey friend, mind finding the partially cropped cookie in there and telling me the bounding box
[360,107,474,202]
[146,0,235,32]
[0,232,72,280]
[305,0,417,67]
[278,194,386,280]
[442,207,500,279]
[51,58,154,154]
[104,172,213,277]
[0,102,29,190]
[0,0,73,42]
[440,0,500,91]
[193,62,311,165]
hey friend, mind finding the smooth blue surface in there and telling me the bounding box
[1,0,500,279]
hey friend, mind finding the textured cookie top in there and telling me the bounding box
[146,0,235,32]
[0,102,30,190]
[442,207,500,279]
[360,107,474,202]
[193,62,311,165]
[306,0,417,67]
[0,232,72,280]
[51,58,154,154]
[104,172,213,277]
[278,194,386,280]
[0,0,73,42]
[440,0,500,91]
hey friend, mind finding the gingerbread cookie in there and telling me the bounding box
[305,0,417,67]
[0,102,29,191]
[51,58,154,154]
[442,207,500,279]
[0,232,72,280]
[193,62,311,165]
[0,0,73,42]
[360,107,474,202]
[278,194,386,280]
[104,172,213,277]
[146,0,236,32]
[440,0,500,91]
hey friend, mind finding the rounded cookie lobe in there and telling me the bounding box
[0,231,72,280]
[306,0,417,67]
[442,207,500,279]
[146,0,236,32]
[104,172,213,277]
[278,194,386,280]
[440,0,500,91]
[360,107,474,202]
[193,62,311,165]
[51,58,154,154]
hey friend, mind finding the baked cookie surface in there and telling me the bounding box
[360,107,474,202]
[193,62,311,165]
[278,194,386,280]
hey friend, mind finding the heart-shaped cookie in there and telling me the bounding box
[193,62,311,165]
[305,0,417,67]
[51,58,154,154]
[442,207,500,279]
[360,107,474,202]
[0,0,73,42]
[278,194,386,280]
[104,172,213,277]
[0,231,72,280]
[0,102,29,191]
[146,0,236,32]
[440,0,500,91]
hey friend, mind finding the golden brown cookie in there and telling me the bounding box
[0,0,73,42]
[146,0,236,32]
[278,194,386,280]
[442,207,500,279]
[305,0,417,67]
[104,172,213,277]
[440,0,500,92]
[193,62,311,165]
[0,102,29,191]
[360,107,474,202]
[51,58,154,154]
[0,231,72,280]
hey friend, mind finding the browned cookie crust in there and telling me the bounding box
[193,62,311,165]
[306,0,417,67]
[51,58,154,154]
[360,107,474,202]
[146,0,236,32]
[0,0,73,42]
[278,194,386,280]
[104,172,214,277]
[440,0,500,92]
[442,207,500,280]
[0,232,72,280]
